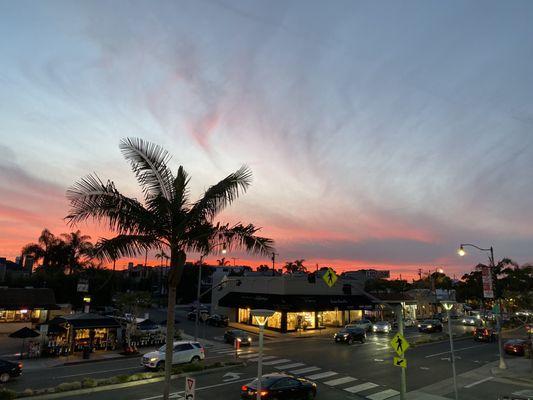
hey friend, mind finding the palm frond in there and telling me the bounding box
[120,137,175,201]
[66,173,157,234]
[173,166,191,209]
[93,234,159,263]
[189,165,252,222]
[216,223,275,256]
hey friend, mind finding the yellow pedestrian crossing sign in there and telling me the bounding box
[393,357,407,368]
[322,268,338,287]
[390,333,409,356]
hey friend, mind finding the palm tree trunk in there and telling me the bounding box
[163,249,186,400]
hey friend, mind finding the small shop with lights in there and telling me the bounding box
[218,292,376,333]
[0,288,59,334]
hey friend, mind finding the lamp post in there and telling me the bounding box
[458,243,507,369]
[441,300,458,400]
[251,309,275,400]
[194,244,227,342]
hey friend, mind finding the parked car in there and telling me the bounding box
[206,314,229,327]
[432,313,448,323]
[224,329,253,346]
[418,319,443,333]
[504,339,528,356]
[0,359,22,383]
[461,316,478,326]
[372,321,392,333]
[334,326,366,344]
[141,341,204,369]
[187,309,209,321]
[473,327,497,342]
[348,319,372,332]
[241,373,317,400]
[404,318,417,327]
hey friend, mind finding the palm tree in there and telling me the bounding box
[217,257,230,266]
[22,228,57,268]
[65,137,274,400]
[61,230,94,274]
[284,259,307,274]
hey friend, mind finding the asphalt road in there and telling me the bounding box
[2,311,531,400]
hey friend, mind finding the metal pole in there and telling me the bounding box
[194,256,203,342]
[446,308,459,400]
[397,304,406,400]
[490,247,507,370]
[257,323,264,400]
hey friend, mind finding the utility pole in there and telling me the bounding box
[231,257,238,267]
[397,304,407,400]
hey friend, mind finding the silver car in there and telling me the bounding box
[372,321,392,333]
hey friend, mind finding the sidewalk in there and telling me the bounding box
[492,357,533,385]
[227,322,338,339]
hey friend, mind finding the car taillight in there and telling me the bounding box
[260,390,269,396]
[241,385,248,391]
[484,329,489,335]
[18,363,23,369]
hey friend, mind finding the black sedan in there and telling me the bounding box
[0,359,22,383]
[418,319,443,333]
[224,329,253,346]
[241,373,317,400]
[334,327,366,344]
[206,314,229,327]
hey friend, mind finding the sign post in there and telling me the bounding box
[391,305,409,400]
[185,377,195,400]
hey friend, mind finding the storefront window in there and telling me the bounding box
[0,310,32,323]
[318,310,343,327]
[287,312,315,331]
[238,308,250,324]
[267,312,282,329]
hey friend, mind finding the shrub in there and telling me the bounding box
[45,388,56,394]
[182,364,204,373]
[82,378,97,388]
[56,382,82,392]
[21,389,33,397]
[115,375,130,384]
[0,389,17,400]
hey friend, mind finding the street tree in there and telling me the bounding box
[65,137,274,400]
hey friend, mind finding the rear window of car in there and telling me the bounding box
[174,343,194,351]
[191,342,203,349]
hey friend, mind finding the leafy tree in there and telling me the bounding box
[284,259,307,274]
[61,230,94,274]
[257,264,270,272]
[65,138,274,400]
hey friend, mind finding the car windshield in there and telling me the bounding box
[233,331,247,337]
[158,346,166,352]
[422,320,434,324]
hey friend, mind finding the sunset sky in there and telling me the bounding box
[1,0,533,278]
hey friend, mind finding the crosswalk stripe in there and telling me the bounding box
[213,349,237,354]
[248,356,277,362]
[239,353,260,359]
[305,371,338,380]
[275,362,305,370]
[262,359,291,365]
[323,377,357,386]
[344,382,379,393]
[366,389,400,400]
[290,366,321,375]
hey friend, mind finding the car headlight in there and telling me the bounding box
[248,337,252,342]
[149,357,158,362]
[373,326,377,331]
[237,338,242,342]
[417,324,421,328]
[462,319,466,323]
[343,334,349,337]
[427,325,432,328]
[384,327,389,331]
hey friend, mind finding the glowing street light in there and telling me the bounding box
[457,246,466,257]
[251,309,275,400]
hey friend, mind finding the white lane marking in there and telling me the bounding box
[374,358,384,362]
[464,376,494,388]
[139,377,252,400]
[238,353,260,359]
[263,359,291,365]
[425,344,488,358]
[54,366,141,378]
[247,355,276,362]
[345,382,379,393]
[324,376,358,386]
[419,367,430,370]
[441,357,451,361]
[290,366,321,375]
[366,389,400,400]
[275,362,305,370]
[306,371,338,380]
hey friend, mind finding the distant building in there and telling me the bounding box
[342,269,390,282]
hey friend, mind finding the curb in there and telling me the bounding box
[16,363,245,399]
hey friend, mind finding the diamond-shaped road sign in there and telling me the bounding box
[390,333,409,356]
[322,267,338,287]
[393,357,407,368]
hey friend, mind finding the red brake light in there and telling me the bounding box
[241,385,248,391]
[18,363,23,369]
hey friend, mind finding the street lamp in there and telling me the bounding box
[195,243,227,341]
[457,243,507,369]
[441,300,458,400]
[251,309,275,400]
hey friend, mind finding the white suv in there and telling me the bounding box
[141,341,205,370]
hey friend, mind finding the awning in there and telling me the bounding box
[57,313,121,329]
[218,292,375,311]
